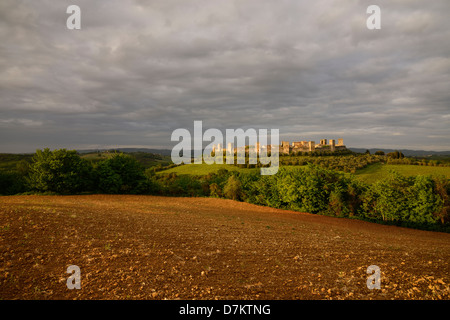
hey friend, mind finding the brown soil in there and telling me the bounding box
[1,195,449,300]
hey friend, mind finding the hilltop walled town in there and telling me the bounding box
[212,138,346,154]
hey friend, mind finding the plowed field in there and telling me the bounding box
[1,195,449,300]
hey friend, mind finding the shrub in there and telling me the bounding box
[406,175,442,224]
[209,183,222,198]
[387,150,404,159]
[95,162,122,194]
[433,176,450,224]
[174,175,204,197]
[362,171,411,222]
[326,176,366,218]
[29,148,93,194]
[95,153,146,194]
[223,175,242,200]
[361,171,444,224]
[0,171,28,195]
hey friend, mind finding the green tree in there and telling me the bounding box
[0,171,28,195]
[275,169,302,209]
[295,165,334,214]
[223,175,242,200]
[363,171,411,222]
[95,153,146,194]
[95,162,123,194]
[406,175,442,224]
[326,175,366,218]
[16,159,30,176]
[209,183,222,198]
[387,150,404,159]
[433,176,450,224]
[29,148,93,194]
[252,174,280,207]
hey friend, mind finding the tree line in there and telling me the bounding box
[0,148,449,232]
[226,151,449,174]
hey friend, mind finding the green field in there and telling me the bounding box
[157,163,260,175]
[354,163,450,183]
[80,151,172,169]
[157,161,450,184]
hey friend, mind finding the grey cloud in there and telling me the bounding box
[0,0,449,153]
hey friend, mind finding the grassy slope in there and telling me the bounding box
[157,163,260,175]
[355,163,450,183]
[158,161,450,184]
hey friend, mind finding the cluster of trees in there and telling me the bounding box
[0,171,28,195]
[154,165,449,230]
[386,157,449,167]
[368,150,449,167]
[228,151,430,174]
[279,154,383,173]
[194,150,449,174]
[386,150,405,159]
[370,150,404,158]
[0,148,157,195]
[1,148,449,231]
[280,152,449,172]
[153,166,449,230]
[216,153,382,173]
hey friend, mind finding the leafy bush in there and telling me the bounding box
[246,165,366,215]
[206,165,448,231]
[387,150,405,159]
[0,171,28,195]
[433,176,450,224]
[223,175,242,200]
[362,171,411,222]
[361,171,444,224]
[29,148,93,194]
[95,153,146,194]
[327,176,366,218]
[95,162,123,194]
[209,183,222,198]
[406,175,442,224]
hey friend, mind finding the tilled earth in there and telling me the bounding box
[0,195,449,300]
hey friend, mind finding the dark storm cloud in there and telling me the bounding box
[0,0,449,152]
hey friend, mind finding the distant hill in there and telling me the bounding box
[349,148,450,157]
[76,148,173,156]
[76,147,450,158]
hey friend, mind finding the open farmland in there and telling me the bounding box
[157,161,450,184]
[1,195,449,300]
[156,163,260,175]
[354,163,450,184]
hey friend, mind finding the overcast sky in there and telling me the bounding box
[1,0,449,153]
